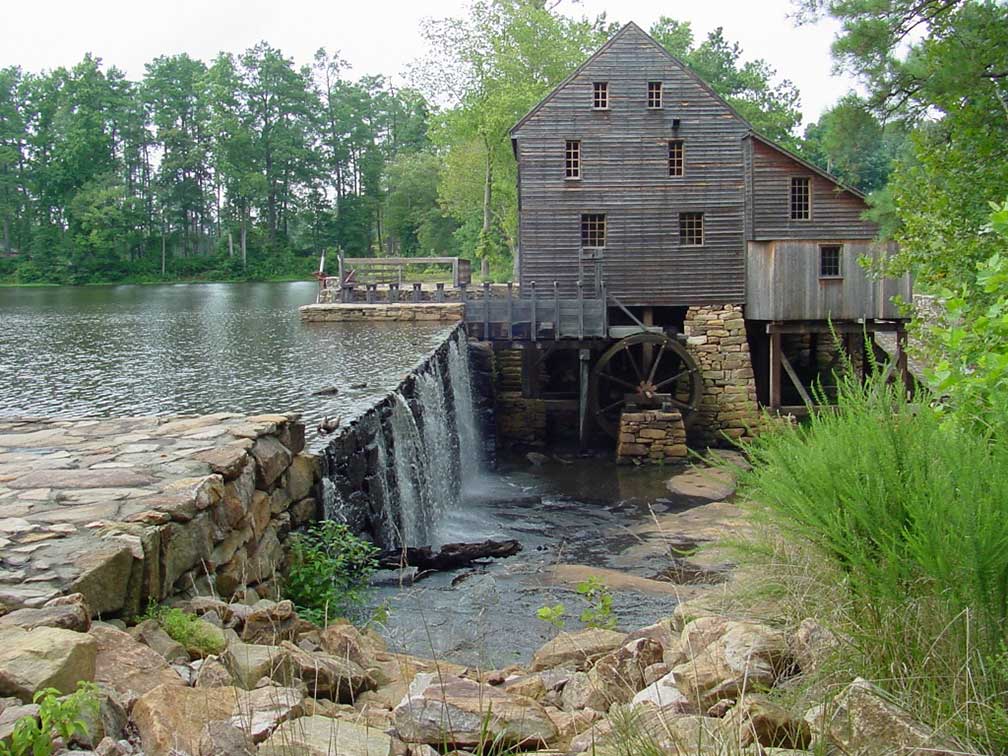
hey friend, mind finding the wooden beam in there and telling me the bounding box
[769,330,782,410]
[779,349,814,407]
[766,320,905,335]
[578,349,591,448]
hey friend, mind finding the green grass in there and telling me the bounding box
[735,369,1008,751]
[158,607,226,657]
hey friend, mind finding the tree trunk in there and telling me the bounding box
[376,540,522,575]
[481,140,493,278]
[241,211,248,269]
[228,231,234,258]
[2,218,9,254]
[161,219,167,277]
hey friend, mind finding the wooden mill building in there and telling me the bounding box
[467,21,911,448]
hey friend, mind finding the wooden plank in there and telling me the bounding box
[769,330,782,409]
[779,350,814,407]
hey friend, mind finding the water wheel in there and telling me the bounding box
[588,332,702,439]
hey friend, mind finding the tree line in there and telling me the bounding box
[3,0,976,286]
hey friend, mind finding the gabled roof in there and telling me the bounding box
[510,21,753,136]
[744,131,867,201]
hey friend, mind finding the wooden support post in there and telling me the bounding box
[521,346,537,399]
[452,259,459,288]
[896,323,912,398]
[412,282,422,303]
[530,281,537,342]
[389,283,399,304]
[483,281,491,341]
[769,329,782,410]
[553,281,560,341]
[780,350,814,407]
[435,282,445,303]
[578,348,591,448]
[601,283,608,334]
[506,282,514,340]
[577,281,585,340]
[642,307,654,372]
[366,284,375,304]
[459,282,467,302]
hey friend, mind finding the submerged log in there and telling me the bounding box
[377,539,522,572]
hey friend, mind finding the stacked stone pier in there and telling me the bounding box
[0,413,320,618]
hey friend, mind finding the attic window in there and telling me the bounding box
[581,213,606,248]
[679,212,704,246]
[668,140,684,177]
[648,82,662,108]
[593,82,608,109]
[565,140,581,179]
[790,177,811,220]
[820,244,843,278]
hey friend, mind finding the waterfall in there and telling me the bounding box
[448,338,482,483]
[320,476,344,522]
[371,417,399,547]
[416,361,459,518]
[388,393,434,546]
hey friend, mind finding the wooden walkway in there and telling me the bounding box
[461,282,607,341]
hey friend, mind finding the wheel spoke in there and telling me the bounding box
[646,342,667,385]
[624,345,645,383]
[598,372,637,392]
[654,368,691,391]
[597,397,625,416]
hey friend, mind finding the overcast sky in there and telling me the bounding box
[1,0,858,127]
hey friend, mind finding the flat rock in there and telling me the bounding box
[281,641,375,702]
[8,469,157,490]
[531,627,626,671]
[0,625,97,703]
[666,466,736,500]
[259,715,393,756]
[393,672,556,747]
[223,641,291,689]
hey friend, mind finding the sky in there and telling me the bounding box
[0,0,860,127]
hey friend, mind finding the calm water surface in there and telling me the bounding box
[0,282,452,434]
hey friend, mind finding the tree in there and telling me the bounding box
[415,0,613,276]
[649,17,803,145]
[384,150,459,256]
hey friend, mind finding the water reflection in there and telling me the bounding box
[0,282,452,440]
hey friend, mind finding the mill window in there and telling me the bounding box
[581,213,606,248]
[593,82,608,109]
[820,244,843,278]
[790,177,811,220]
[679,212,704,246]
[668,140,684,177]
[565,140,581,179]
[648,81,663,108]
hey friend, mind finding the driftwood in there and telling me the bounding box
[377,539,522,572]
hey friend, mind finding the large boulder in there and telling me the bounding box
[281,641,375,702]
[0,593,90,633]
[89,624,184,710]
[131,683,303,756]
[318,621,373,668]
[258,715,393,756]
[561,637,663,712]
[240,599,299,645]
[392,672,557,747]
[0,625,97,703]
[129,618,189,664]
[222,641,291,689]
[671,620,794,708]
[727,695,811,750]
[633,670,693,712]
[530,628,626,671]
[812,677,962,756]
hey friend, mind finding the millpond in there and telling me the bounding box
[1,280,708,667]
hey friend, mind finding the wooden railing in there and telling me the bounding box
[462,281,608,341]
[337,256,471,288]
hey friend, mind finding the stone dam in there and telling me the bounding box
[0,325,488,617]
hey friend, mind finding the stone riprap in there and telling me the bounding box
[299,302,463,323]
[616,409,688,464]
[0,413,319,617]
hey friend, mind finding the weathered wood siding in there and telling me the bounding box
[749,138,877,240]
[746,240,911,320]
[512,24,750,307]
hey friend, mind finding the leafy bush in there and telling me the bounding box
[155,607,225,656]
[740,370,1008,747]
[284,520,379,625]
[535,576,617,631]
[0,682,98,756]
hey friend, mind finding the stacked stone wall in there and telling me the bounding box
[300,303,464,323]
[684,304,762,446]
[0,414,320,618]
[493,348,548,447]
[616,410,688,464]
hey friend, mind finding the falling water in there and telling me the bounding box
[416,362,459,518]
[320,477,344,522]
[371,416,399,547]
[448,338,482,483]
[389,393,434,546]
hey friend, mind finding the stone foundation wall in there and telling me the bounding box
[684,304,762,446]
[300,303,464,323]
[0,414,320,618]
[616,409,688,464]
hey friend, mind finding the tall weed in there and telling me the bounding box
[739,370,1008,748]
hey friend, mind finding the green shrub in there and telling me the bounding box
[284,520,378,626]
[739,370,1008,748]
[0,682,98,756]
[157,607,225,656]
